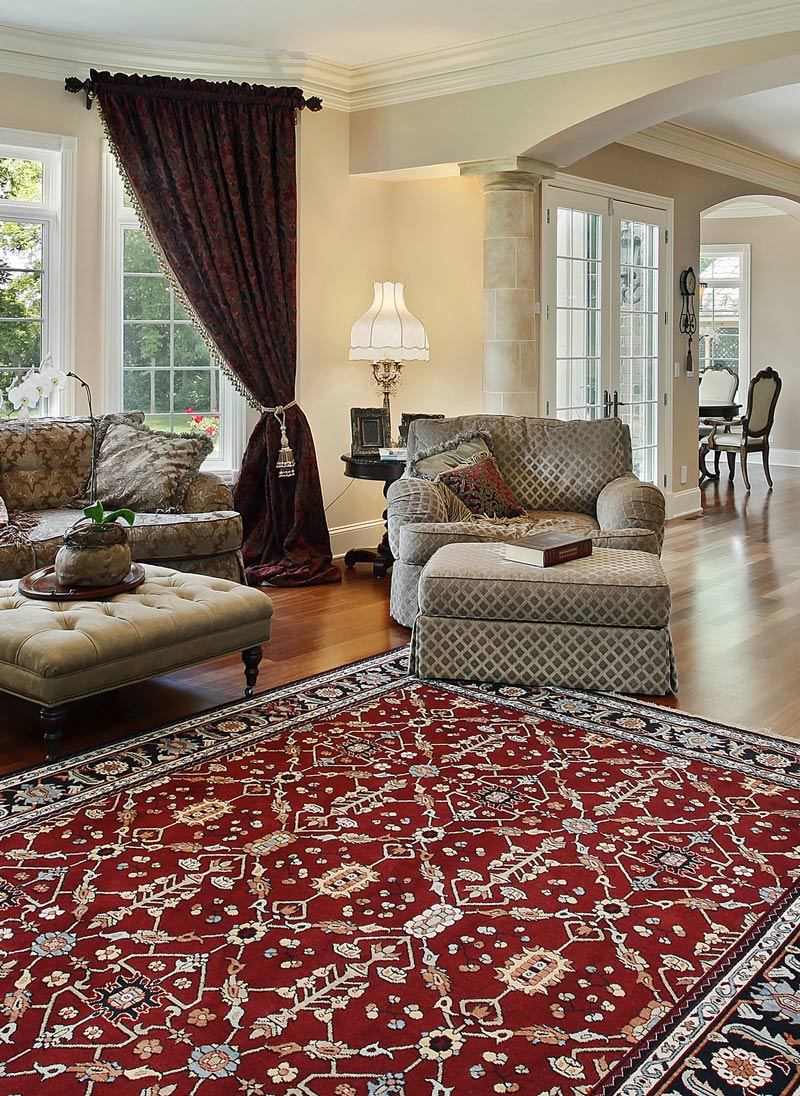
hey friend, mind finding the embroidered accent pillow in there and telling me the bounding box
[94,421,213,511]
[410,431,492,480]
[438,456,525,518]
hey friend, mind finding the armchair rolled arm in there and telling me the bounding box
[596,474,665,555]
[182,472,236,514]
[387,477,450,557]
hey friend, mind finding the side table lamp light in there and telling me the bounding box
[349,281,430,444]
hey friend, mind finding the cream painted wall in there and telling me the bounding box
[702,214,800,457]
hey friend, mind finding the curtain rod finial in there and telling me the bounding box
[304,96,323,112]
[65,76,95,109]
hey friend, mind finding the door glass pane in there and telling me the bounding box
[618,217,659,484]
[555,206,602,420]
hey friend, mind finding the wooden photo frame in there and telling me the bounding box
[399,412,445,444]
[350,406,391,457]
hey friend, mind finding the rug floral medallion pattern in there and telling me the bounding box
[0,650,798,1096]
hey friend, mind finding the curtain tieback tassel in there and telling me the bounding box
[263,400,298,478]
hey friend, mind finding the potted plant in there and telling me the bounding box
[55,502,136,588]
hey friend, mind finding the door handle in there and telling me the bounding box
[603,390,612,418]
[612,390,625,417]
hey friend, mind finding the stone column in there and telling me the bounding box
[461,157,555,415]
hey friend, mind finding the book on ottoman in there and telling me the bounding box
[505,531,593,568]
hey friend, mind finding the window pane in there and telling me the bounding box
[124,323,170,367]
[0,269,41,319]
[0,157,43,202]
[174,323,211,368]
[124,275,171,321]
[123,228,161,273]
[173,368,211,411]
[0,319,42,370]
[0,220,43,271]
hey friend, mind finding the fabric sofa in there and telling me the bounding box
[387,414,666,627]
[0,415,245,583]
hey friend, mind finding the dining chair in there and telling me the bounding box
[698,365,740,478]
[700,367,782,490]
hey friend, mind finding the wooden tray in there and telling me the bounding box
[18,563,147,601]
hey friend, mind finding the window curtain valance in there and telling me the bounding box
[90,69,339,587]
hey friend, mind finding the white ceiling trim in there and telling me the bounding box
[703,200,786,218]
[619,122,800,199]
[2,0,800,112]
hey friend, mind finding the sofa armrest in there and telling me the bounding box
[596,474,665,554]
[182,472,236,514]
[591,528,660,554]
[387,477,451,557]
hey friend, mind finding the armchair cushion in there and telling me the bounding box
[399,512,599,569]
[410,432,491,480]
[437,456,524,518]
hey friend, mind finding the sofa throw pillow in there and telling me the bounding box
[94,421,213,511]
[410,431,492,480]
[438,455,524,518]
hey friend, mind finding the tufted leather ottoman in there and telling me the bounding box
[410,543,676,695]
[0,565,273,761]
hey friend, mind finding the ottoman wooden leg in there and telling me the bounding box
[40,705,68,763]
[242,646,263,698]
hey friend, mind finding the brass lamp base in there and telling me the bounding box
[372,359,404,444]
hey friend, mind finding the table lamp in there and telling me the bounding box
[349,281,429,444]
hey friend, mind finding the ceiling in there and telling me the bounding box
[0,0,651,66]
[677,84,800,168]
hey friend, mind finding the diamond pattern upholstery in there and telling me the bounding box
[419,544,670,628]
[411,542,676,695]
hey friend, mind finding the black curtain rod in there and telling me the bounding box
[64,76,323,112]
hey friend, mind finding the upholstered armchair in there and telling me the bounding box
[387,415,666,627]
[700,367,782,490]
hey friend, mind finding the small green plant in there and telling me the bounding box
[83,501,136,526]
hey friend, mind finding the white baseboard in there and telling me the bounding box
[329,518,385,560]
[770,448,800,468]
[665,487,703,520]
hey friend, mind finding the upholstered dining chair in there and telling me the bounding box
[700,367,782,490]
[698,365,740,479]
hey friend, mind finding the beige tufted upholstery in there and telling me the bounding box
[0,566,272,707]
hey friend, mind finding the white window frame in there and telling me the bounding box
[698,243,751,391]
[0,128,76,415]
[102,148,246,479]
[540,174,674,491]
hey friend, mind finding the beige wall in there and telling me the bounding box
[702,214,800,457]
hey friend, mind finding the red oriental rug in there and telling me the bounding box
[0,650,799,1096]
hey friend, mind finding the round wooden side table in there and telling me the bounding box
[340,454,406,578]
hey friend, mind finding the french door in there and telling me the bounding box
[542,185,669,486]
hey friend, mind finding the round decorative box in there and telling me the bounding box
[55,522,132,588]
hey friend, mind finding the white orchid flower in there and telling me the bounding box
[39,364,68,394]
[8,378,42,418]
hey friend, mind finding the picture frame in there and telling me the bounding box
[350,406,391,457]
[398,412,445,443]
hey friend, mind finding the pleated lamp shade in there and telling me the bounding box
[349,282,430,362]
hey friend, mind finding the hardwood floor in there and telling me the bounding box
[1,465,797,774]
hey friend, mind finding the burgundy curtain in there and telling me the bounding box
[91,70,339,586]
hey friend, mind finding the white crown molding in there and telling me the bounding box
[704,199,786,218]
[2,0,800,112]
[619,122,800,199]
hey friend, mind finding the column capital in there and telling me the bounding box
[459,156,556,191]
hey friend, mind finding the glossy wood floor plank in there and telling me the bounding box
[0,466,797,774]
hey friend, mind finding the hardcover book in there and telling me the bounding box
[504,531,593,568]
